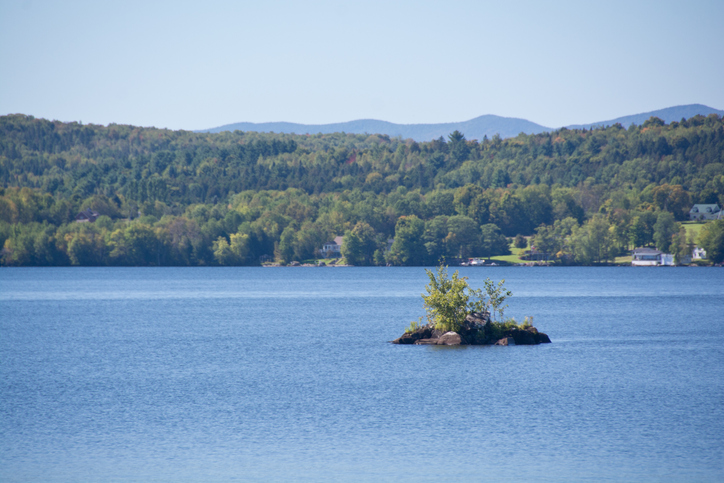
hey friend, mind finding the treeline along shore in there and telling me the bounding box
[1,113,723,266]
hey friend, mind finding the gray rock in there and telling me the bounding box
[437,331,465,345]
[391,327,432,344]
[494,337,516,346]
[466,312,490,325]
[505,328,537,345]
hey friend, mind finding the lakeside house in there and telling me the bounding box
[321,236,344,257]
[75,208,100,223]
[692,247,707,260]
[631,248,674,266]
[689,204,722,221]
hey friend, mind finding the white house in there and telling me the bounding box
[631,248,674,266]
[321,236,344,257]
[689,204,722,221]
[693,247,707,260]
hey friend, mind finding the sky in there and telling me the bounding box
[1,0,723,131]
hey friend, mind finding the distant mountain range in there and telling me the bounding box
[199,104,724,142]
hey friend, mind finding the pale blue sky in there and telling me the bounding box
[1,0,722,130]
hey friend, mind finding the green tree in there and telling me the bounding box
[448,130,470,163]
[342,222,377,266]
[513,234,527,249]
[698,219,724,263]
[387,215,426,266]
[532,224,560,261]
[109,223,164,265]
[453,185,489,226]
[213,232,250,265]
[671,225,688,264]
[445,215,481,258]
[628,213,655,247]
[292,221,326,262]
[67,231,106,265]
[483,278,512,322]
[480,223,510,258]
[651,184,691,220]
[423,216,449,264]
[653,211,678,253]
[518,185,553,231]
[571,215,614,264]
[276,226,296,263]
[421,265,486,332]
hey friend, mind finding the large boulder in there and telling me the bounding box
[436,331,466,345]
[465,312,490,325]
[537,332,551,343]
[524,326,551,343]
[505,328,537,345]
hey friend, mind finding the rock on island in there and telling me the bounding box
[392,312,551,346]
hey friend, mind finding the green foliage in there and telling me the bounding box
[653,211,678,253]
[571,214,615,264]
[480,223,510,258]
[486,319,527,341]
[671,225,689,264]
[341,221,378,266]
[421,265,487,332]
[405,317,423,334]
[513,234,528,249]
[387,215,426,265]
[483,278,512,322]
[698,219,724,263]
[445,215,481,258]
[2,113,724,266]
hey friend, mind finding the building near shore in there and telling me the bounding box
[632,248,674,266]
[321,236,344,257]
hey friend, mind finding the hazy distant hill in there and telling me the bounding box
[200,115,551,142]
[567,104,724,130]
[199,104,723,141]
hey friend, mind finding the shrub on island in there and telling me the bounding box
[392,265,551,346]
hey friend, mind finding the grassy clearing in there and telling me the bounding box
[488,242,526,264]
[489,240,554,265]
[615,255,632,265]
[489,253,527,264]
[682,221,706,242]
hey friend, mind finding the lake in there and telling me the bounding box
[1,267,723,482]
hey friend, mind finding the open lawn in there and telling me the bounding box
[682,221,707,242]
[615,255,632,265]
[489,241,554,265]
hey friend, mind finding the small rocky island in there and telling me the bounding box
[392,311,551,346]
[392,265,551,347]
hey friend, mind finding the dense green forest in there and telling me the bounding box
[1,113,723,266]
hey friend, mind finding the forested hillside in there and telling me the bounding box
[1,113,723,266]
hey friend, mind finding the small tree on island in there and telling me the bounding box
[420,265,512,333]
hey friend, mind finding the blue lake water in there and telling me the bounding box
[1,267,723,482]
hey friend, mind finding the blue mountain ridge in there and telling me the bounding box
[199,104,724,142]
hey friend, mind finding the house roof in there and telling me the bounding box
[690,204,721,212]
[76,208,100,219]
[632,247,662,255]
[333,236,344,246]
